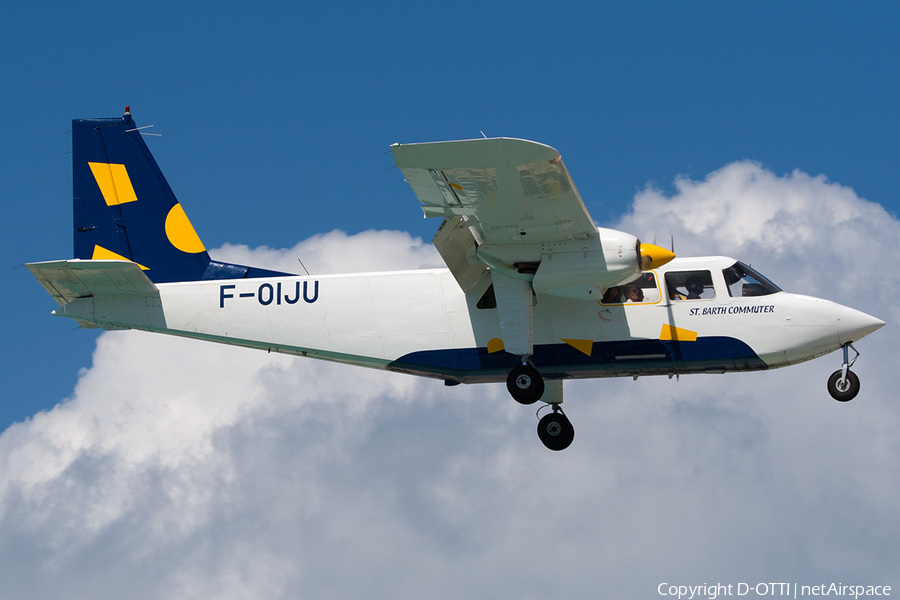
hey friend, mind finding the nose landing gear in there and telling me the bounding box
[828,342,861,402]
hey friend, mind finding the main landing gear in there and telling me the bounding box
[506,363,574,450]
[507,363,544,405]
[537,405,575,451]
[828,342,861,402]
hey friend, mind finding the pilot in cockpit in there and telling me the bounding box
[685,277,704,300]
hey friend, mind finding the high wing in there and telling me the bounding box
[392,139,607,293]
[394,137,632,359]
[392,138,671,299]
[391,138,597,246]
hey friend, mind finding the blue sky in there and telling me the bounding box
[2,2,899,597]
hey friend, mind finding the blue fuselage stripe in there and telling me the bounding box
[387,337,765,380]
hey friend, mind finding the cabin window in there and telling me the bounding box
[722,262,782,297]
[600,273,660,305]
[477,284,497,309]
[665,270,716,300]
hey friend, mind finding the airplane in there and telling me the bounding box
[27,108,885,451]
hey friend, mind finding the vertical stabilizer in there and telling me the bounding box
[72,107,290,283]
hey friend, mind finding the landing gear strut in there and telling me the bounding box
[828,342,861,402]
[537,404,574,451]
[507,363,544,404]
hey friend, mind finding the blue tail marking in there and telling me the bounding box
[72,108,291,283]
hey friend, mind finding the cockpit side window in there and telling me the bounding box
[600,272,660,305]
[665,270,715,301]
[722,262,781,297]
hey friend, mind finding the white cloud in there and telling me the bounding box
[617,161,900,322]
[210,229,443,276]
[2,165,899,598]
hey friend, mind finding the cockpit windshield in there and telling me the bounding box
[722,262,781,297]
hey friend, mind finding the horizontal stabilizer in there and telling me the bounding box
[26,259,159,307]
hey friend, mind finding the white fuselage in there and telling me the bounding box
[55,256,882,384]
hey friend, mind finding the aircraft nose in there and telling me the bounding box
[837,304,885,345]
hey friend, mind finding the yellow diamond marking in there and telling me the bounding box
[88,162,138,206]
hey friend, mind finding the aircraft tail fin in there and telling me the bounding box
[72,107,290,283]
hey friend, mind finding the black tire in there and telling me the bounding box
[507,365,544,404]
[537,412,575,451]
[827,369,860,402]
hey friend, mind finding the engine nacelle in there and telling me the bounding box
[531,228,642,299]
[474,227,675,300]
